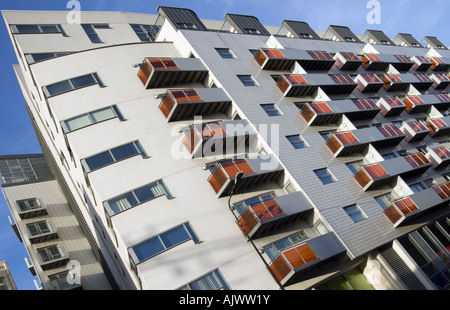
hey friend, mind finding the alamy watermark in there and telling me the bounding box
[66,260,81,285]
[367,0,381,24]
[66,0,81,24]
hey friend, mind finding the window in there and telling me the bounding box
[177,23,197,30]
[25,52,70,64]
[346,160,364,175]
[249,49,258,56]
[62,106,124,133]
[285,182,297,194]
[244,28,260,35]
[314,168,337,185]
[130,24,160,41]
[48,271,78,290]
[82,141,147,172]
[17,198,43,213]
[178,269,230,290]
[315,222,329,235]
[261,104,282,116]
[215,48,236,59]
[263,231,309,260]
[319,130,336,142]
[374,193,394,210]
[0,277,6,290]
[43,73,105,97]
[10,24,67,36]
[286,135,309,149]
[26,221,52,237]
[344,204,367,223]
[233,192,275,215]
[129,222,200,266]
[382,152,397,160]
[104,180,172,216]
[237,75,258,86]
[423,178,436,188]
[82,24,111,43]
[409,182,426,193]
[37,245,64,263]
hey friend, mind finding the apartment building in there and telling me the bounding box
[0,260,18,290]
[1,6,449,290]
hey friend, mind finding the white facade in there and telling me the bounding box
[2,7,450,290]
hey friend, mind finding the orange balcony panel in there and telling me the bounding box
[283,244,317,269]
[208,166,228,194]
[427,119,448,135]
[311,102,332,113]
[237,208,259,236]
[378,124,403,138]
[182,127,201,154]
[270,255,291,282]
[300,105,315,123]
[384,204,403,224]
[364,164,388,179]
[404,153,430,168]
[159,94,176,118]
[394,198,419,215]
[326,132,359,155]
[335,132,359,144]
[138,60,152,85]
[354,169,371,188]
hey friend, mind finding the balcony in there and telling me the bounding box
[234,192,313,239]
[427,117,450,138]
[354,153,431,191]
[378,97,407,117]
[381,74,409,92]
[276,74,357,97]
[207,157,284,198]
[138,57,208,88]
[433,93,450,111]
[327,125,405,157]
[37,246,70,271]
[401,120,431,142]
[411,56,433,71]
[431,74,450,90]
[385,182,450,227]
[389,54,415,72]
[404,95,432,114]
[361,53,389,71]
[427,146,450,169]
[254,48,293,71]
[17,202,47,220]
[24,257,36,276]
[28,223,58,244]
[159,88,232,122]
[268,233,346,286]
[429,57,450,72]
[299,50,336,71]
[334,52,362,71]
[355,74,384,93]
[182,119,257,158]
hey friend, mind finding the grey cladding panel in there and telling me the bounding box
[157,6,208,31]
[366,29,395,45]
[328,25,362,43]
[225,13,271,36]
[282,20,321,40]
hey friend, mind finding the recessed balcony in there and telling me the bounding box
[401,120,431,142]
[207,157,284,198]
[378,97,406,117]
[234,192,313,239]
[334,52,362,71]
[159,88,232,122]
[355,74,384,93]
[138,57,208,88]
[182,119,257,158]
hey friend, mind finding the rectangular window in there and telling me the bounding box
[177,23,197,30]
[344,204,367,223]
[17,198,42,212]
[43,73,105,97]
[319,130,336,142]
[104,180,172,215]
[314,168,337,185]
[26,221,52,237]
[374,193,394,210]
[82,141,147,172]
[409,182,426,193]
[25,52,70,64]
[216,48,236,59]
[263,231,309,260]
[287,135,309,149]
[37,245,63,263]
[261,104,282,116]
[130,24,160,42]
[62,105,124,133]
[10,24,67,36]
[178,269,230,290]
[129,222,200,266]
[82,24,111,43]
[346,160,364,175]
[237,75,258,86]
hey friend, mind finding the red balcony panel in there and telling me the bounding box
[433,182,450,199]
[364,163,388,179]
[270,255,291,282]
[330,74,355,84]
[404,153,430,168]
[384,197,419,225]
[353,98,378,110]
[254,49,286,67]
[307,50,333,60]
[238,208,259,236]
[427,118,449,136]
[384,204,403,224]
[209,166,228,194]
[310,102,332,113]
[378,124,403,138]
[394,198,419,215]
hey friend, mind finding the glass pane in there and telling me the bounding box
[65,114,92,132]
[85,151,114,171]
[90,107,115,123]
[30,53,57,62]
[133,237,165,262]
[110,143,138,161]
[82,24,95,34]
[88,33,102,43]
[108,192,138,214]
[45,80,73,96]
[40,25,60,33]
[134,184,162,203]
[16,25,40,33]
[160,225,190,248]
[70,74,97,89]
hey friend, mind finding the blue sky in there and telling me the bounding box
[0,0,449,290]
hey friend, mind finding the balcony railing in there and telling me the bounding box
[431,74,450,90]
[411,56,433,71]
[277,74,357,97]
[235,192,313,239]
[355,74,384,93]
[384,197,419,227]
[334,52,362,71]
[382,74,410,92]
[354,163,391,191]
[326,131,362,156]
[402,120,431,142]
[159,88,231,122]
[427,146,450,169]
[429,57,450,72]
[378,97,406,117]
[207,157,284,197]
[361,53,389,71]
[276,74,317,97]
[427,118,450,138]
[138,57,208,88]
